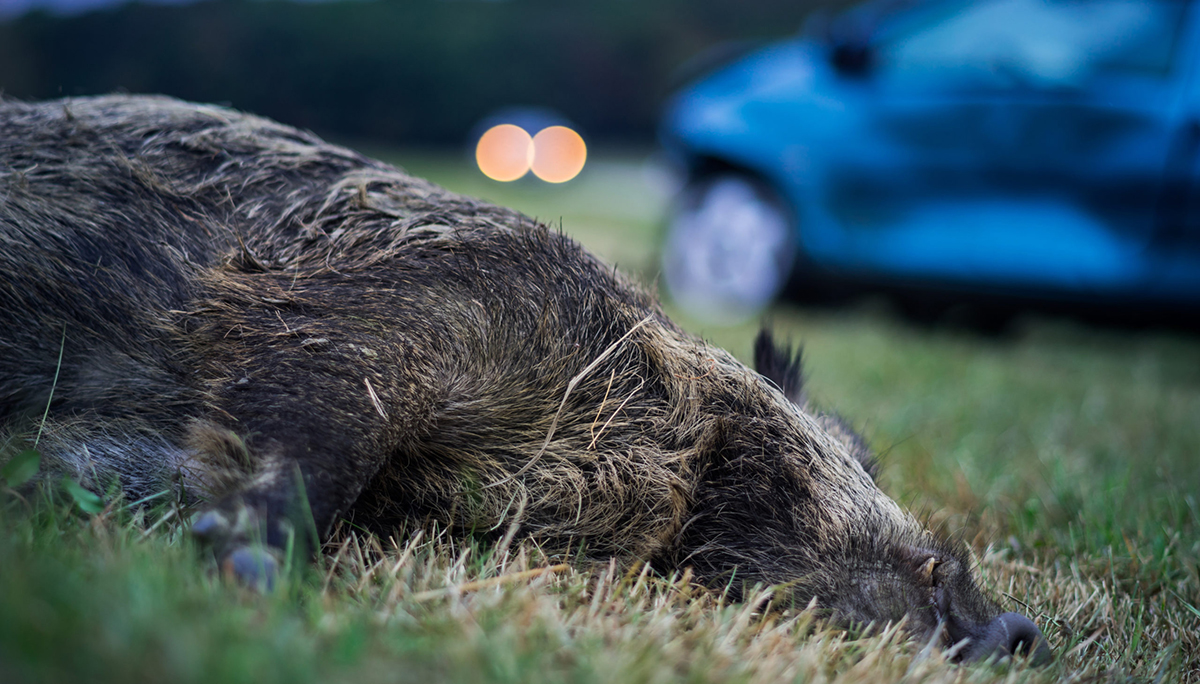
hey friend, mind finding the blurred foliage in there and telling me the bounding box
[0,0,854,145]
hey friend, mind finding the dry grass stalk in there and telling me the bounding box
[409,563,570,602]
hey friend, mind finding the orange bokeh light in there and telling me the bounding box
[531,126,587,183]
[476,124,534,181]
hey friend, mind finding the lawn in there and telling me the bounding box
[2,149,1198,683]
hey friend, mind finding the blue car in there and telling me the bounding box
[660,0,1200,323]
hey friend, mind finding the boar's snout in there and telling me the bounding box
[964,612,1051,665]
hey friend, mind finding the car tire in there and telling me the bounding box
[662,173,796,323]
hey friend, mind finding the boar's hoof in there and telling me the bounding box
[968,612,1052,666]
[192,508,280,591]
[190,509,231,544]
[221,545,279,591]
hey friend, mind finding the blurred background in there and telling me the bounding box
[0,0,811,147]
[4,0,1199,331]
[0,0,833,318]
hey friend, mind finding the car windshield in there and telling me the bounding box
[872,0,1191,86]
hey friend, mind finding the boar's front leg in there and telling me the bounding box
[186,275,438,587]
[188,414,389,588]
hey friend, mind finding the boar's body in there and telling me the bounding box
[0,95,1047,663]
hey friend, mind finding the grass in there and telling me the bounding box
[2,149,1199,683]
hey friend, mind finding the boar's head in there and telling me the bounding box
[669,330,1050,664]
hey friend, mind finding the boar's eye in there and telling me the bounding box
[924,558,963,632]
[910,554,957,622]
[920,557,947,616]
[919,556,941,586]
[897,545,946,586]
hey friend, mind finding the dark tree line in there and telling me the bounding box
[0,0,851,145]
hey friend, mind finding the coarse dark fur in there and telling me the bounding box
[0,95,1048,663]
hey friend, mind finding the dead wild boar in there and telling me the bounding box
[0,95,1049,664]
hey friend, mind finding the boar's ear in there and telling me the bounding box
[754,328,805,405]
[754,328,879,480]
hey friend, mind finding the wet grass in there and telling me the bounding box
[2,149,1198,683]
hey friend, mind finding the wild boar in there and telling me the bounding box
[0,94,1049,664]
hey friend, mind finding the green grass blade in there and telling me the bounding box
[1,449,40,488]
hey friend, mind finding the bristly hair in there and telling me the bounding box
[753,328,805,406]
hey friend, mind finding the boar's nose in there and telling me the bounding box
[969,612,1052,665]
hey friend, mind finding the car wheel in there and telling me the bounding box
[662,174,796,323]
